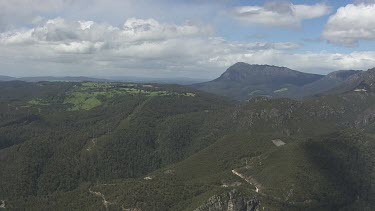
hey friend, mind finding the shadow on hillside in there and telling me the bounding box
[303,131,374,210]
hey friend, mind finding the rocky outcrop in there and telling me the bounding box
[0,200,5,209]
[194,189,259,211]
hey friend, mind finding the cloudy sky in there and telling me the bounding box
[1,0,375,79]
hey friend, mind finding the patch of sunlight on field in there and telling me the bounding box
[28,98,51,106]
[64,92,102,111]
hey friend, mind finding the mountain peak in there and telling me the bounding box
[193,62,324,100]
[219,63,291,82]
[226,63,285,72]
[230,62,251,67]
[217,62,322,85]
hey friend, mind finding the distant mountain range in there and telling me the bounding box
[0,76,108,82]
[0,75,207,85]
[0,75,17,81]
[2,62,372,100]
[192,62,363,100]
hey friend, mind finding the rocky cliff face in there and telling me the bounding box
[194,189,259,211]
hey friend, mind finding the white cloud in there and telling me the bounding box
[0,18,306,77]
[53,41,105,54]
[1,17,375,78]
[121,18,213,42]
[0,0,227,33]
[0,1,373,78]
[0,17,212,45]
[322,4,375,46]
[229,2,331,28]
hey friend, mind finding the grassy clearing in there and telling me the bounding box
[28,98,51,106]
[27,82,197,111]
[64,92,102,111]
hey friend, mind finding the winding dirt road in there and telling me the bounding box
[231,169,262,193]
[89,189,111,210]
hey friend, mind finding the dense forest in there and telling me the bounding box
[0,80,374,210]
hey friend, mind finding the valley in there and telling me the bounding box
[3,0,375,210]
[0,65,375,210]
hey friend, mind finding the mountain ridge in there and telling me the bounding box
[0,75,206,85]
[193,62,367,100]
[215,62,323,86]
[329,67,375,94]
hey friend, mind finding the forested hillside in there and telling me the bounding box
[0,80,374,210]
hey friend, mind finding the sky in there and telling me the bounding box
[1,0,375,79]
